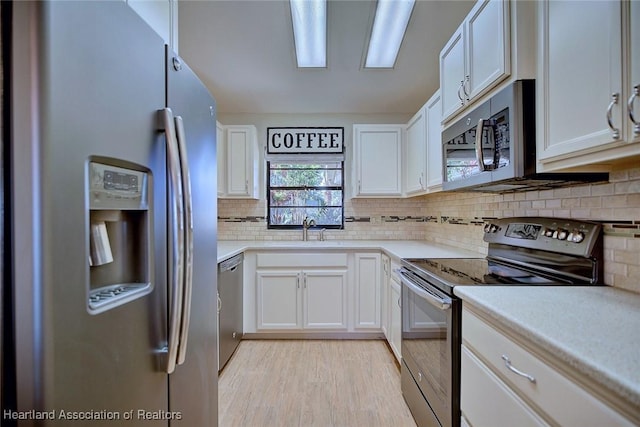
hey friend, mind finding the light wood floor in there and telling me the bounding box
[218,340,417,427]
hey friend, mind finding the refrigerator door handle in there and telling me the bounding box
[160,108,185,374]
[174,115,194,365]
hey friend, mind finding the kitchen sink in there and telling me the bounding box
[260,240,348,247]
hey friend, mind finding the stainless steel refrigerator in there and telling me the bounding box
[2,1,218,425]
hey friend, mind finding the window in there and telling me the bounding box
[267,161,344,229]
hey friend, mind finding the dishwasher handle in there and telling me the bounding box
[219,253,244,273]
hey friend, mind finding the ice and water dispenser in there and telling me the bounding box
[87,161,152,314]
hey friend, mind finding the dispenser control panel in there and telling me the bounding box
[89,162,148,210]
[103,169,139,192]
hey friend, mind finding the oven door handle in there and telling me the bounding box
[399,272,452,311]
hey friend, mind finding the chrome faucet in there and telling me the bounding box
[302,217,316,241]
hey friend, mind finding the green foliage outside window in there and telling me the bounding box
[267,162,344,228]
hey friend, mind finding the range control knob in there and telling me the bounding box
[484,223,499,233]
[569,231,585,243]
[557,229,569,240]
[543,228,555,237]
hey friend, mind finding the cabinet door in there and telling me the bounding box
[425,90,443,191]
[302,270,348,329]
[405,109,427,196]
[466,0,510,100]
[354,253,381,329]
[381,255,391,340]
[440,23,466,122]
[389,278,402,362]
[256,270,300,330]
[216,121,226,197]
[461,346,550,427]
[226,125,257,198]
[353,125,403,197]
[537,0,623,162]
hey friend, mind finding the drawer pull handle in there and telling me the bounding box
[501,355,536,383]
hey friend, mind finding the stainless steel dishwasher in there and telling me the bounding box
[217,253,243,372]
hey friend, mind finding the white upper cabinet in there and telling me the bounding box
[630,0,640,145]
[441,23,468,122]
[440,0,510,123]
[219,125,259,199]
[216,121,226,197]
[352,125,403,197]
[536,0,640,170]
[466,0,510,100]
[404,109,427,196]
[127,0,176,48]
[425,90,443,192]
[403,90,443,197]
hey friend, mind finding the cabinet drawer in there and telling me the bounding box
[461,345,549,427]
[462,308,634,427]
[256,252,348,268]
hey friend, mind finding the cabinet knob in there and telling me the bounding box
[606,92,621,140]
[628,85,640,137]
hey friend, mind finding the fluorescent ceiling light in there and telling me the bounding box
[365,0,415,68]
[290,0,327,68]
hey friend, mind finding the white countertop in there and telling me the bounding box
[217,240,482,263]
[454,286,640,412]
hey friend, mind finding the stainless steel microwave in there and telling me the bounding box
[441,80,608,193]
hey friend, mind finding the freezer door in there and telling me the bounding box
[165,49,218,427]
[11,2,169,424]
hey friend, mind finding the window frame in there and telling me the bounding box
[266,160,345,230]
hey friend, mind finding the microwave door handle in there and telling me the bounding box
[475,119,487,172]
[488,122,499,170]
[160,108,185,374]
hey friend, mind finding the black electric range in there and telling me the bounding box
[399,217,604,427]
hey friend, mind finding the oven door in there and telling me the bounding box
[400,268,460,427]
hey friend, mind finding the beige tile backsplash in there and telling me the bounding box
[219,164,640,292]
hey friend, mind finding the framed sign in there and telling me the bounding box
[267,127,344,154]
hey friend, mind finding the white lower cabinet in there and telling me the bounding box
[249,251,385,335]
[381,253,401,363]
[381,254,391,340]
[256,270,300,329]
[461,307,636,427]
[389,274,402,362]
[461,345,549,427]
[256,268,347,331]
[303,270,348,329]
[354,253,381,329]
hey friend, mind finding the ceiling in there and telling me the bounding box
[178,0,474,115]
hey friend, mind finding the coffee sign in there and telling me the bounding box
[267,127,344,154]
